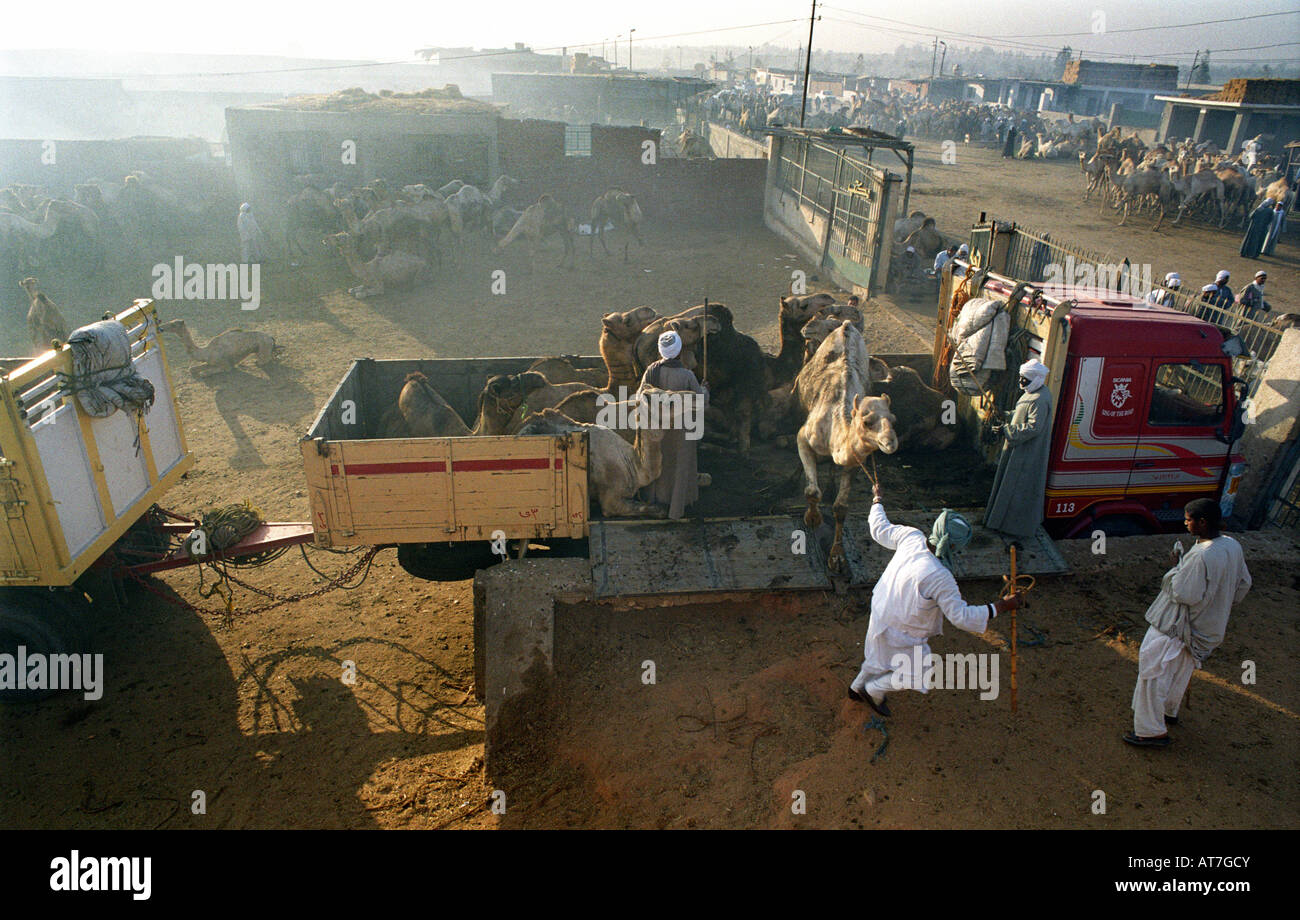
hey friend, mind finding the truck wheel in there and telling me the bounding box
[0,589,72,702]
[397,542,502,582]
[1096,516,1152,538]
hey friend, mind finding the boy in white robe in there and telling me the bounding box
[1125,498,1251,748]
[848,485,1021,717]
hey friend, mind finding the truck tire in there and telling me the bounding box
[397,542,502,582]
[1096,516,1152,538]
[0,589,73,702]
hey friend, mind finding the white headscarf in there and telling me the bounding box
[240,202,252,213]
[1215,270,1230,284]
[1019,359,1048,392]
[658,330,682,360]
[1164,272,1181,288]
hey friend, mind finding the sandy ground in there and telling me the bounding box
[1,142,1296,829]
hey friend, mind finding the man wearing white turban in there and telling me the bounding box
[848,484,1022,717]
[636,330,709,519]
[984,358,1053,539]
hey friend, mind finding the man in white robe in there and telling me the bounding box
[237,202,266,264]
[1125,498,1251,748]
[848,485,1021,717]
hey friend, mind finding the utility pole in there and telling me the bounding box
[799,0,817,128]
[629,28,635,72]
[931,37,938,79]
[938,41,947,77]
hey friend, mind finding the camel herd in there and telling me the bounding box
[290,173,645,295]
[1079,128,1292,231]
[379,291,954,570]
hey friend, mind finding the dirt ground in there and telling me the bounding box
[1,139,1296,829]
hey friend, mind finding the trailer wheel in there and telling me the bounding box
[0,589,73,702]
[397,542,502,582]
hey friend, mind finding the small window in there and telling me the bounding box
[1148,363,1223,427]
[564,124,592,157]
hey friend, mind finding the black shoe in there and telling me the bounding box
[1122,731,1171,748]
[865,693,891,718]
[1165,715,1179,726]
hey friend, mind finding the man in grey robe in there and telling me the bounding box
[984,359,1053,539]
[636,330,708,520]
[1124,498,1251,748]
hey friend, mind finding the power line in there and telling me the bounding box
[1005,9,1298,38]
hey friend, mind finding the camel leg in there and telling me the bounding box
[599,487,664,518]
[735,398,753,457]
[796,430,822,531]
[828,465,854,575]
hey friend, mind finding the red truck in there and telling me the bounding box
[944,272,1248,539]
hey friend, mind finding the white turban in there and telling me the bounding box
[1216,270,1230,283]
[1165,272,1181,287]
[1019,359,1048,392]
[240,202,251,212]
[957,243,970,256]
[658,330,682,360]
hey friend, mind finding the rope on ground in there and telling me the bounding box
[862,715,889,763]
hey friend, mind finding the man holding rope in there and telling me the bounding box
[848,484,1022,718]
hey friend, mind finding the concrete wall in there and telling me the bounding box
[499,119,765,226]
[225,106,500,208]
[1232,328,1300,528]
[706,122,769,159]
[0,137,226,191]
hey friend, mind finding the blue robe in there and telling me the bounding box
[1240,202,1274,259]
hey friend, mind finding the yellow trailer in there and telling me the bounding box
[301,357,594,579]
[0,299,193,588]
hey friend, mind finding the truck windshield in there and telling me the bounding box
[1148,363,1224,427]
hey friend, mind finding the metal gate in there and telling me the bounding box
[769,134,900,294]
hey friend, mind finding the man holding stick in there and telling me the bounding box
[1124,498,1251,748]
[848,484,1022,717]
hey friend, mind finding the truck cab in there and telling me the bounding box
[941,271,1246,539]
[1043,294,1244,537]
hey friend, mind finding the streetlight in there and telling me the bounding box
[629,28,636,72]
[614,35,621,68]
[938,41,947,77]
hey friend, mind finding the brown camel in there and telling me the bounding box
[494,195,576,270]
[20,277,70,352]
[158,319,281,377]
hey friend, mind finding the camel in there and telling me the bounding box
[527,357,606,388]
[516,408,666,518]
[397,372,473,436]
[1080,150,1114,201]
[902,219,946,260]
[600,306,661,392]
[336,197,434,262]
[1108,163,1164,227]
[158,319,281,377]
[1,202,64,271]
[323,232,428,298]
[1161,165,1225,228]
[590,189,643,262]
[285,186,340,259]
[1271,313,1300,331]
[491,207,523,239]
[445,175,517,237]
[764,293,835,389]
[19,278,70,352]
[792,321,899,573]
[632,312,721,377]
[494,195,576,270]
[893,211,927,243]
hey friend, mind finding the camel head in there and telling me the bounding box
[603,306,659,340]
[668,314,720,348]
[158,319,187,337]
[517,407,577,437]
[851,393,899,457]
[780,292,836,323]
[19,277,38,296]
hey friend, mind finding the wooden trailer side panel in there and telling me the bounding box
[304,432,589,547]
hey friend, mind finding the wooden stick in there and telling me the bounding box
[702,297,709,384]
[1009,545,1019,714]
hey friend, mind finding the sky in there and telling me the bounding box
[4,0,1298,66]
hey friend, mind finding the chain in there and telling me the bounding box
[127,545,385,624]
